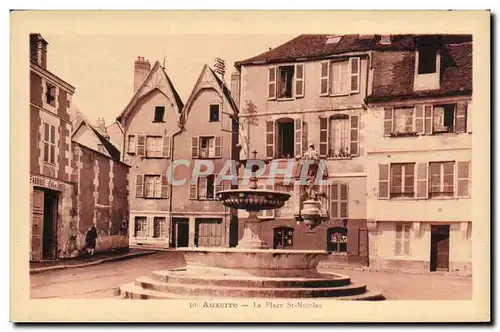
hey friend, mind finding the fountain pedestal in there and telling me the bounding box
[237,211,267,249]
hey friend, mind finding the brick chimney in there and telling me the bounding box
[230,71,241,109]
[30,33,48,68]
[95,117,110,139]
[134,56,151,94]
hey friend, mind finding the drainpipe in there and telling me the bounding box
[168,116,184,248]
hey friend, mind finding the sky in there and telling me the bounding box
[44,33,297,126]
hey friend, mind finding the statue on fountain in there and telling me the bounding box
[294,143,328,229]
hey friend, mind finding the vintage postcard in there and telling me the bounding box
[10,10,490,323]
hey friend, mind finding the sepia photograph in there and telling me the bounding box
[10,9,491,323]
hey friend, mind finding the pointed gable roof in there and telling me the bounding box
[180,64,239,125]
[117,61,184,124]
[72,120,121,161]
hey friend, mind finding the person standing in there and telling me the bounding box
[85,224,98,256]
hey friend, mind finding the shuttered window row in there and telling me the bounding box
[127,135,171,158]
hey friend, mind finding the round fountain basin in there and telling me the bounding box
[216,189,291,211]
[178,247,328,278]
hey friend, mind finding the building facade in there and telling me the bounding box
[171,65,239,248]
[117,57,184,249]
[364,35,473,274]
[234,35,375,265]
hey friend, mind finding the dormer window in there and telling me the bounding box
[154,106,165,122]
[414,41,441,91]
[326,36,342,45]
[417,44,438,74]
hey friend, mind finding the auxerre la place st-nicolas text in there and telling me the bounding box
[192,301,323,309]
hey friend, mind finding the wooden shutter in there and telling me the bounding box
[160,174,169,198]
[350,115,359,156]
[294,118,303,157]
[349,57,360,93]
[347,227,359,255]
[189,182,198,200]
[127,135,136,154]
[395,224,402,255]
[403,225,411,255]
[198,177,207,199]
[137,135,146,157]
[214,136,222,158]
[268,67,277,100]
[424,105,433,134]
[162,136,171,158]
[266,120,275,158]
[320,61,330,96]
[295,63,305,98]
[340,183,348,218]
[415,105,425,134]
[378,164,390,199]
[215,179,223,198]
[455,102,467,133]
[456,161,471,197]
[416,162,428,199]
[330,183,339,218]
[191,136,199,158]
[135,174,144,198]
[319,117,328,157]
[383,107,393,136]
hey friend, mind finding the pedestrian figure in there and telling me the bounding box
[85,225,98,256]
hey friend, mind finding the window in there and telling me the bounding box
[393,107,415,134]
[198,174,216,200]
[43,122,56,164]
[390,163,415,198]
[146,136,162,158]
[153,217,167,238]
[134,217,148,238]
[331,60,349,95]
[127,135,136,154]
[154,106,165,122]
[277,65,294,99]
[191,136,222,159]
[328,227,347,253]
[276,120,295,159]
[209,104,220,122]
[330,184,348,218]
[395,224,411,255]
[144,175,161,198]
[200,137,215,158]
[326,36,342,44]
[328,117,350,157]
[433,104,456,133]
[417,43,437,74]
[273,227,294,249]
[429,162,454,197]
[45,82,56,107]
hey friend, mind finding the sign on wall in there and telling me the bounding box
[30,174,67,192]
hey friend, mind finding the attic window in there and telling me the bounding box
[417,43,438,74]
[326,36,342,45]
[154,106,165,122]
[380,35,391,45]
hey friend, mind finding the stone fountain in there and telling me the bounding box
[119,147,383,300]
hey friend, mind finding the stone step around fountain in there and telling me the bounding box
[151,270,352,288]
[134,276,369,298]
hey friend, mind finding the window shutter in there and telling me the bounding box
[268,67,277,100]
[455,102,467,133]
[349,115,359,156]
[214,136,222,158]
[319,117,328,157]
[424,105,433,134]
[383,108,393,136]
[349,57,360,93]
[215,179,223,198]
[320,61,330,96]
[330,184,339,218]
[294,118,303,158]
[189,182,198,200]
[137,135,146,157]
[162,136,171,158]
[456,161,470,197]
[199,177,207,199]
[128,135,136,154]
[378,164,390,199]
[415,105,425,134]
[416,162,429,199]
[295,63,305,98]
[135,174,144,198]
[347,227,359,255]
[340,183,349,218]
[160,174,169,198]
[266,120,275,158]
[191,136,199,158]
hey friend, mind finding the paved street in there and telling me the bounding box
[30,252,472,300]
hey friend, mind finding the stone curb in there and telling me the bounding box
[319,264,472,278]
[30,250,157,275]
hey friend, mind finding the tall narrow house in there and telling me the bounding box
[117,57,184,249]
[234,34,375,266]
[364,35,473,274]
[171,65,239,248]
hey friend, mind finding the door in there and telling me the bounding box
[42,190,58,260]
[176,222,189,247]
[195,218,223,248]
[430,225,450,272]
[31,189,44,262]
